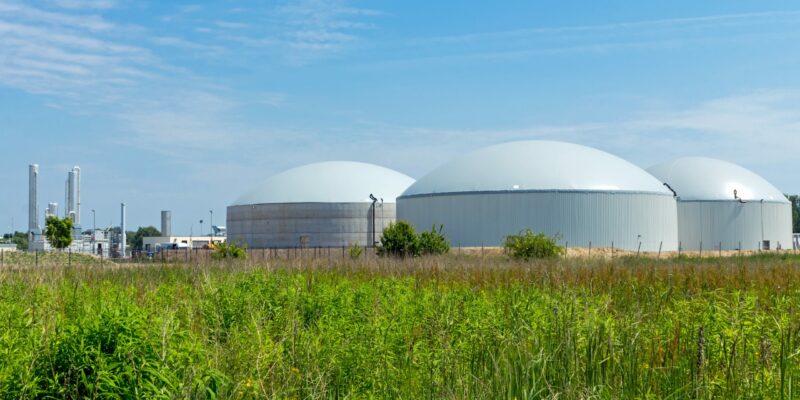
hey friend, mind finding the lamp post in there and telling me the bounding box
[199,219,203,242]
[209,210,213,242]
[369,194,377,247]
[91,209,96,241]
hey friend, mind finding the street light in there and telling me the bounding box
[199,219,204,240]
[209,210,213,241]
[369,194,378,247]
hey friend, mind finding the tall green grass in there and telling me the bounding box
[0,253,798,399]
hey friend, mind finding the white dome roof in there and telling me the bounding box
[647,157,788,203]
[401,140,671,197]
[232,161,414,205]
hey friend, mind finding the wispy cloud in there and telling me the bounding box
[202,0,380,63]
[316,90,800,178]
[47,0,116,10]
[366,10,800,67]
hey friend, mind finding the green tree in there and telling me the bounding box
[2,232,29,250]
[128,226,161,250]
[44,216,73,250]
[788,195,800,233]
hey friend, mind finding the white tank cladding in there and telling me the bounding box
[227,161,415,248]
[28,164,39,233]
[397,140,679,251]
[648,157,792,251]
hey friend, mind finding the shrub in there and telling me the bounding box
[378,221,419,258]
[211,242,247,260]
[348,242,364,259]
[504,229,563,260]
[418,225,450,255]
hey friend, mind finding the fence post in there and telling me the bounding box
[678,241,681,257]
[1,249,3,268]
[35,249,38,268]
[719,242,722,258]
[588,241,592,257]
[564,242,568,259]
[69,249,72,268]
[739,241,742,256]
[637,242,641,257]
[699,242,703,258]
[658,241,662,258]
[611,241,614,258]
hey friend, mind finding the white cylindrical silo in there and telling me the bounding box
[227,161,414,248]
[398,141,679,251]
[648,157,792,251]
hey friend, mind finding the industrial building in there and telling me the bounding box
[227,161,414,248]
[648,157,792,251]
[397,140,679,251]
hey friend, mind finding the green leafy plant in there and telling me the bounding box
[418,225,450,255]
[378,220,419,258]
[44,216,73,250]
[504,229,564,260]
[211,242,247,260]
[348,242,364,259]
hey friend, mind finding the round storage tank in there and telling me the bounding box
[228,161,414,248]
[398,140,678,251]
[648,157,792,251]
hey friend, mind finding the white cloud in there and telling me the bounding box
[47,0,116,10]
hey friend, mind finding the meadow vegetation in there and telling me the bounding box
[0,251,799,399]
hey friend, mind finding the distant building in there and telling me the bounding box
[142,236,226,252]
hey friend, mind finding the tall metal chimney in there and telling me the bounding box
[161,210,172,237]
[120,202,127,258]
[72,166,81,225]
[67,170,77,222]
[28,164,39,233]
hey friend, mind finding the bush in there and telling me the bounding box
[348,242,364,259]
[378,221,419,258]
[418,225,450,255]
[504,230,563,260]
[378,221,450,258]
[211,242,247,260]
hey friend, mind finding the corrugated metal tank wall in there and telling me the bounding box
[676,201,792,250]
[398,191,678,251]
[228,202,397,248]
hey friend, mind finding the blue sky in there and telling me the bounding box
[2,0,800,234]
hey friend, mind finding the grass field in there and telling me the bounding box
[0,252,799,399]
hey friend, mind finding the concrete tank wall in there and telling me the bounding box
[227,202,397,248]
[676,200,792,251]
[397,191,678,251]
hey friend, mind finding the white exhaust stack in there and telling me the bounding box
[73,166,80,225]
[28,164,39,233]
[161,210,171,237]
[67,170,75,222]
[120,202,127,258]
